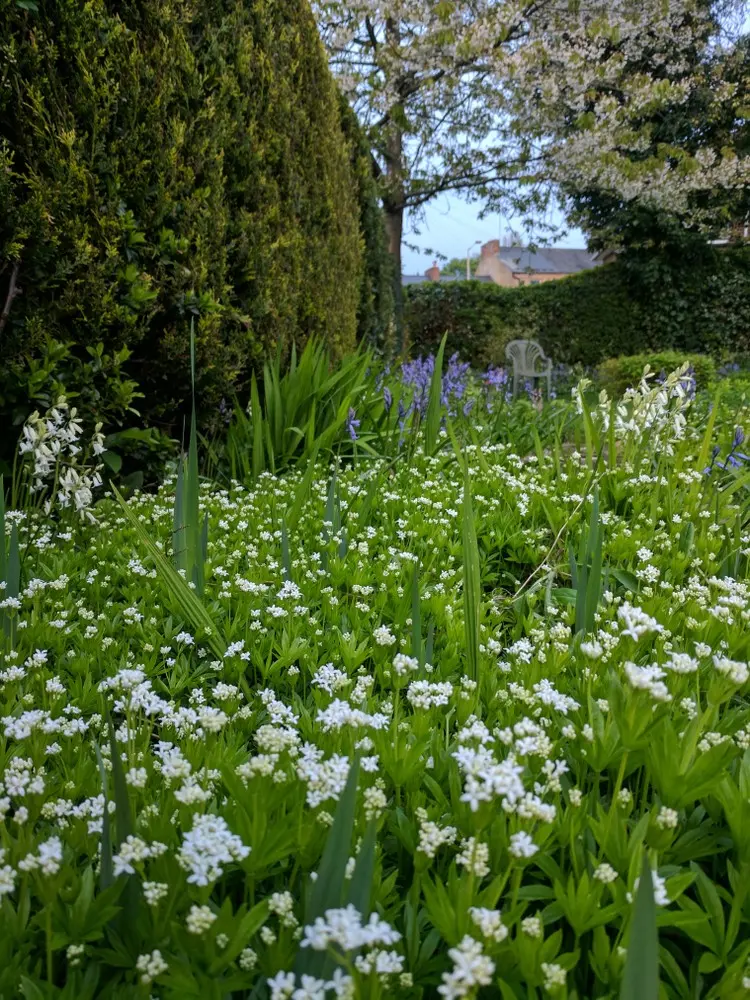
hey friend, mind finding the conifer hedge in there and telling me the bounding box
[0,0,383,437]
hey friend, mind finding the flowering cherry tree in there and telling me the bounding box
[315,0,749,271]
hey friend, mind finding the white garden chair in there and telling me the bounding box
[505,339,553,398]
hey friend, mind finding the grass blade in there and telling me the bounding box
[250,374,265,480]
[305,758,360,923]
[345,820,377,917]
[281,520,291,581]
[108,715,140,941]
[93,741,114,890]
[297,759,361,978]
[172,457,187,576]
[187,410,203,595]
[462,470,481,683]
[0,475,6,586]
[411,561,421,661]
[285,446,321,530]
[620,856,659,1000]
[108,715,133,845]
[424,333,447,454]
[112,484,225,660]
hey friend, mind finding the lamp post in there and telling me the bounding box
[466,240,481,280]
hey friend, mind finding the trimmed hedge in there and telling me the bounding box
[404,247,750,368]
[598,352,716,396]
[0,0,380,445]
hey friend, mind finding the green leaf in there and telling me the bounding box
[411,561,421,661]
[173,457,187,576]
[112,484,225,660]
[620,856,659,1000]
[281,520,291,581]
[250,374,265,480]
[424,333,447,454]
[101,450,122,473]
[108,716,133,847]
[297,759,360,978]
[93,741,114,891]
[305,758,359,924]
[345,820,377,917]
[461,469,481,683]
[285,446,320,530]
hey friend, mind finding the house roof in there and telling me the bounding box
[496,246,599,274]
[401,274,494,285]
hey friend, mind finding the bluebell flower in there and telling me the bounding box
[346,408,360,442]
[485,367,508,390]
[383,386,393,413]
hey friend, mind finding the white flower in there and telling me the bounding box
[618,603,663,641]
[268,972,296,1000]
[135,949,168,984]
[593,863,618,884]
[300,905,400,952]
[456,837,490,877]
[373,626,396,646]
[143,881,169,906]
[469,906,508,942]
[177,814,250,886]
[541,962,566,991]
[656,807,679,830]
[438,935,495,999]
[186,904,217,935]
[18,836,63,875]
[239,947,258,970]
[509,831,538,859]
[713,655,749,685]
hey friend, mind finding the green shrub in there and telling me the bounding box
[597,352,717,396]
[339,99,394,351]
[403,247,750,369]
[0,0,381,463]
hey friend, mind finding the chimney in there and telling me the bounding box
[425,261,441,281]
[480,239,500,258]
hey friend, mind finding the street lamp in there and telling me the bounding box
[466,240,482,280]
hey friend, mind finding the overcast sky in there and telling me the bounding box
[402,194,588,275]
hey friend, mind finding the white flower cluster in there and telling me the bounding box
[18,396,105,518]
[300,904,401,953]
[438,935,495,999]
[177,814,250,885]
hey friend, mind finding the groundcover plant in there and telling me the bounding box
[1,367,750,999]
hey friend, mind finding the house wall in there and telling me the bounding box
[475,256,518,287]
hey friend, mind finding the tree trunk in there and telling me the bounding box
[383,16,407,355]
[384,198,406,355]
[383,200,405,354]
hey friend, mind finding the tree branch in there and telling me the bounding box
[0,261,21,337]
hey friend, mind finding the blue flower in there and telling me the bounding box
[346,408,360,442]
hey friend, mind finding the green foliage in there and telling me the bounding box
[571,487,603,635]
[0,0,379,457]
[339,98,395,351]
[599,352,717,396]
[620,857,659,1000]
[218,338,372,483]
[4,372,750,996]
[404,248,750,368]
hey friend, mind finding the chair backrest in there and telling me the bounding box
[505,339,548,374]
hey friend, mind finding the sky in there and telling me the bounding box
[402,194,588,275]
